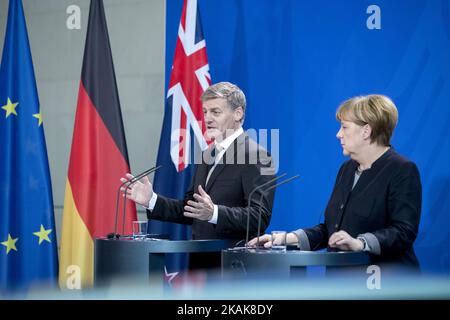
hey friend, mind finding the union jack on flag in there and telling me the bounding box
[150,0,212,275]
[168,0,211,172]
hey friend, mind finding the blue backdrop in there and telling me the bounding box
[165,0,450,274]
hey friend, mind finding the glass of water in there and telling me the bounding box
[132,220,148,240]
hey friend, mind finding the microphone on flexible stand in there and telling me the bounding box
[255,175,300,248]
[121,165,162,235]
[244,173,287,248]
[107,165,161,239]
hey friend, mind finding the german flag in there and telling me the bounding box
[59,0,136,289]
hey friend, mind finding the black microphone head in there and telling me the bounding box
[106,232,120,239]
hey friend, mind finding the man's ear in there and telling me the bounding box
[234,106,244,123]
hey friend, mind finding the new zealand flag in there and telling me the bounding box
[149,0,212,279]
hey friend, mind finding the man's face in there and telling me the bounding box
[203,98,241,141]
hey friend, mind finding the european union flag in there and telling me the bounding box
[0,0,58,292]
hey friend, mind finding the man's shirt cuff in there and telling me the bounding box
[208,205,218,224]
[146,192,158,211]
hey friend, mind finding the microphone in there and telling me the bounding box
[121,165,162,235]
[255,174,300,248]
[245,173,287,247]
[108,165,161,239]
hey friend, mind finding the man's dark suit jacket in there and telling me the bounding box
[303,148,422,269]
[147,132,276,268]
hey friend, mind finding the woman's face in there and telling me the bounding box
[336,120,367,156]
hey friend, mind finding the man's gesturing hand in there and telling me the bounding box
[120,173,153,207]
[183,185,215,221]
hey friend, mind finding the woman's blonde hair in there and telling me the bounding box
[336,94,398,146]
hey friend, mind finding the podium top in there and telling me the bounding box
[95,237,230,253]
[222,248,370,267]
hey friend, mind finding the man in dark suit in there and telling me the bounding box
[250,94,422,272]
[121,82,276,269]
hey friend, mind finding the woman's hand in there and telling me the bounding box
[247,232,298,248]
[328,230,364,251]
[247,234,272,248]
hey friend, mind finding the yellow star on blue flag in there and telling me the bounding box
[1,234,18,254]
[33,225,52,245]
[1,97,18,118]
[32,111,43,126]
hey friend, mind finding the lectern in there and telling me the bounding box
[94,237,229,288]
[222,248,370,278]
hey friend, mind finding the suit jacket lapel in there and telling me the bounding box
[197,163,209,188]
[205,132,246,192]
[205,163,226,192]
[199,144,215,188]
[341,161,357,201]
[350,149,393,196]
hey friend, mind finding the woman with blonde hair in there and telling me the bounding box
[250,95,422,270]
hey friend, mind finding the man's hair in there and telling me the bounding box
[201,82,246,123]
[336,94,399,146]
